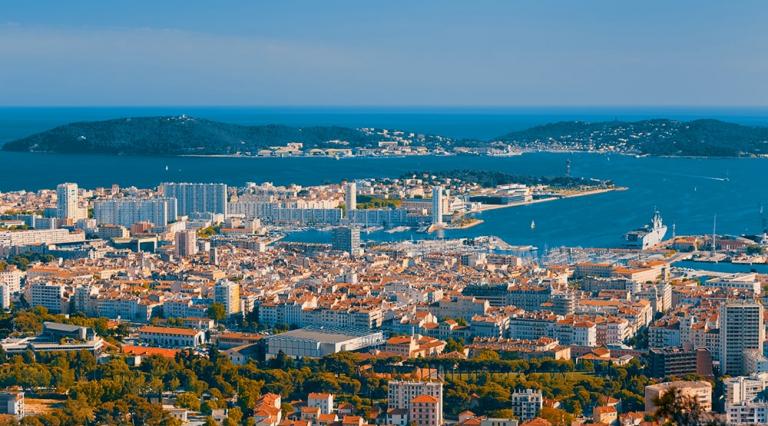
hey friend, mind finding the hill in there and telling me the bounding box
[1,115,435,155]
[494,119,768,156]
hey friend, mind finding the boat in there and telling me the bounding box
[624,210,668,250]
[530,220,536,231]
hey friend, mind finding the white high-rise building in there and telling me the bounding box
[720,300,764,376]
[161,183,227,216]
[387,381,443,425]
[345,181,357,214]
[56,183,79,222]
[174,230,198,258]
[432,186,443,226]
[511,389,543,420]
[214,280,241,316]
[94,198,178,228]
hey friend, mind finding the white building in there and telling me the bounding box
[94,198,178,228]
[725,373,768,424]
[307,392,334,415]
[510,389,543,421]
[720,300,764,376]
[432,186,443,226]
[27,283,65,313]
[161,183,228,216]
[56,182,80,222]
[264,328,384,359]
[345,181,357,213]
[0,267,23,293]
[138,326,206,348]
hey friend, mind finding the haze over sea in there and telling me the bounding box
[1,106,768,252]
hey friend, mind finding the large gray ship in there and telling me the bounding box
[624,210,668,250]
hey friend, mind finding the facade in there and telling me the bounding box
[649,347,713,378]
[644,381,712,414]
[388,380,443,425]
[138,326,206,348]
[27,283,64,313]
[56,182,79,221]
[0,390,24,418]
[510,389,543,421]
[345,182,357,213]
[214,280,241,316]
[332,226,360,254]
[94,198,178,228]
[175,230,198,257]
[0,266,23,293]
[720,300,764,376]
[410,395,440,426]
[307,393,334,415]
[264,328,384,359]
[161,182,228,216]
[432,186,443,226]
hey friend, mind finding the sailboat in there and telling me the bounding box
[530,220,536,231]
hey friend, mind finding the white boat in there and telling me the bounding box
[530,220,536,231]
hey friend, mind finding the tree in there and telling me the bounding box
[539,407,573,426]
[176,392,201,411]
[653,387,725,426]
[208,303,226,322]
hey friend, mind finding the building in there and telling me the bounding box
[138,326,206,348]
[307,393,334,415]
[161,182,228,216]
[0,390,24,418]
[175,230,198,257]
[432,186,443,226]
[0,266,23,293]
[720,300,764,376]
[214,280,241,316]
[27,283,64,313]
[410,395,440,426]
[0,322,103,354]
[345,181,357,213]
[511,389,543,421]
[94,198,178,228]
[644,381,712,414]
[382,334,446,358]
[56,182,79,222]
[388,381,443,425]
[264,328,384,359]
[333,226,360,254]
[724,373,768,424]
[648,347,713,378]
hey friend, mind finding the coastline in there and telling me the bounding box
[474,186,626,213]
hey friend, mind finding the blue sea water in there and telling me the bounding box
[1,107,767,249]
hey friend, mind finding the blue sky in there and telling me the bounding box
[1,1,766,106]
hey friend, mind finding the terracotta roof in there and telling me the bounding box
[121,345,180,359]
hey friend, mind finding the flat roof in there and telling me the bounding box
[266,328,380,343]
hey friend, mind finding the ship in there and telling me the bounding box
[624,210,667,250]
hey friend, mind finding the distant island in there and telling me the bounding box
[3,115,768,157]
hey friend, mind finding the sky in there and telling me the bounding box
[0,1,766,107]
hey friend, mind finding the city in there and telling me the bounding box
[2,2,768,426]
[0,177,765,425]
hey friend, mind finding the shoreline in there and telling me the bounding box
[474,186,626,213]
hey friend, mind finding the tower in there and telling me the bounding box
[344,181,357,214]
[432,186,443,226]
[174,230,198,257]
[332,226,360,254]
[719,300,763,375]
[56,183,79,222]
[214,280,241,316]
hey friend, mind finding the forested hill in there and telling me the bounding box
[494,119,768,156]
[1,115,440,155]
[4,115,768,157]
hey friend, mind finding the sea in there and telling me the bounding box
[1,106,768,253]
